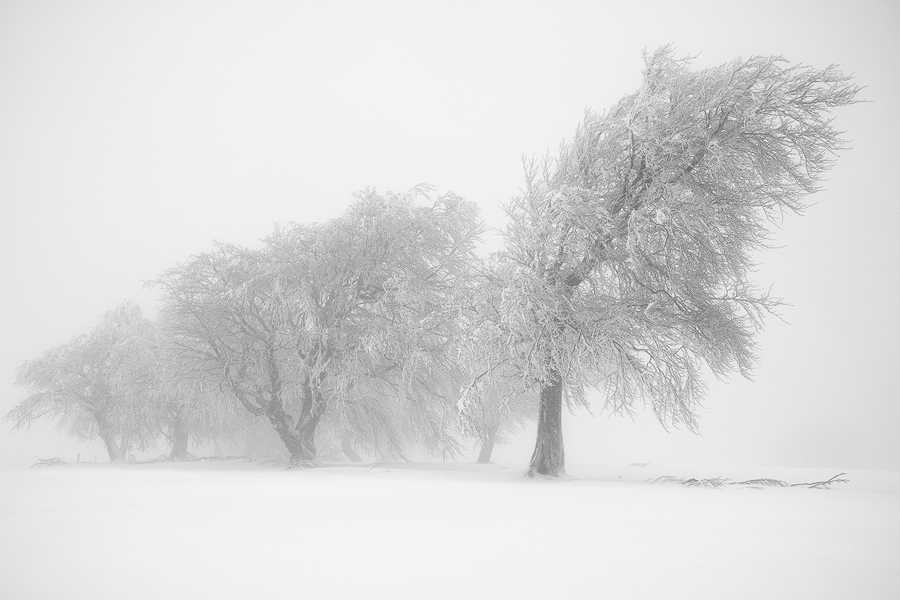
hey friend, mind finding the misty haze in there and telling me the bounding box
[1,2,898,599]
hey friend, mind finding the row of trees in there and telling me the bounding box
[6,48,859,475]
[6,188,505,464]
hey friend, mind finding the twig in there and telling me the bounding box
[732,478,789,488]
[284,459,320,471]
[31,456,65,467]
[681,477,730,488]
[789,472,849,489]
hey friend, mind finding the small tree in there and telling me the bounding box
[457,256,538,463]
[459,378,536,464]
[4,301,161,461]
[493,48,859,476]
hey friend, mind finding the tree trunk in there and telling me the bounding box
[295,411,322,460]
[527,369,565,477]
[169,412,191,461]
[267,405,316,463]
[292,378,326,462]
[262,387,326,465]
[340,431,363,463]
[476,424,499,464]
[92,410,125,462]
[260,354,322,464]
[101,433,125,462]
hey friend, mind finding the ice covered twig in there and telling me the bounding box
[789,472,849,489]
[31,456,65,467]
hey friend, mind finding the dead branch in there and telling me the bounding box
[31,456,65,467]
[789,472,849,489]
[732,478,790,488]
[652,472,849,490]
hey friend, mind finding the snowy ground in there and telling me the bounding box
[1,461,898,600]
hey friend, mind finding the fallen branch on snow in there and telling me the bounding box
[654,475,730,488]
[31,456,65,467]
[786,472,849,489]
[284,459,322,470]
[651,472,849,490]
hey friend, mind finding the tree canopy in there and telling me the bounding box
[154,186,484,464]
[484,48,860,476]
[4,301,161,461]
[7,48,860,474]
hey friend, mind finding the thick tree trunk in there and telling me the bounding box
[293,379,325,462]
[476,424,499,464]
[92,410,125,462]
[101,434,125,462]
[267,405,317,463]
[527,369,565,477]
[340,431,363,463]
[169,414,191,461]
[295,411,321,460]
[262,387,326,465]
[258,353,323,464]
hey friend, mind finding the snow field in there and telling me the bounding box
[1,462,898,599]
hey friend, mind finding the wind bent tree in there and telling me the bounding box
[155,187,483,465]
[4,301,161,461]
[489,48,859,476]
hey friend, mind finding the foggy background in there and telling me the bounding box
[1,0,897,470]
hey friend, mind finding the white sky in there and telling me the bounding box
[1,0,898,469]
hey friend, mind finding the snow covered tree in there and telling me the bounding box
[150,324,245,460]
[493,47,859,476]
[4,301,161,461]
[153,241,309,461]
[457,256,538,463]
[459,378,537,464]
[154,186,483,465]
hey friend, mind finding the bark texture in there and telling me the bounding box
[168,407,191,460]
[292,381,324,462]
[340,431,363,463]
[169,423,190,460]
[476,424,499,464]
[527,370,565,477]
[92,409,125,462]
[258,356,323,464]
[268,406,317,463]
